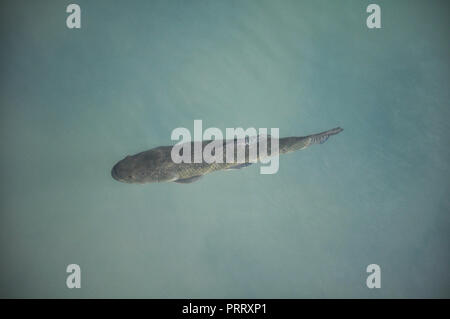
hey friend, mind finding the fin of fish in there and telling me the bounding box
[226,163,253,170]
[174,175,202,183]
[309,127,343,145]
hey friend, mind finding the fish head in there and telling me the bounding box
[111,150,164,184]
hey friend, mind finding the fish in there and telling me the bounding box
[111,127,343,184]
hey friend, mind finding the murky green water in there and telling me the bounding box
[0,0,449,298]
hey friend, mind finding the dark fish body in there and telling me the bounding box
[111,127,343,184]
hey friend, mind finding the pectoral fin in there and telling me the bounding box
[174,175,203,183]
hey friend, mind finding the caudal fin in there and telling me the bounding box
[309,127,343,145]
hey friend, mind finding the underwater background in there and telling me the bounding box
[0,0,449,298]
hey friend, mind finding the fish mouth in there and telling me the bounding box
[111,165,120,181]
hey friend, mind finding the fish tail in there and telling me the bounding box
[308,127,343,145]
[278,127,343,154]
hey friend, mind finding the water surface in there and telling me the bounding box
[0,0,449,298]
